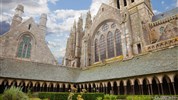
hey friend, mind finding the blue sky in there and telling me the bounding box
[0,0,178,64]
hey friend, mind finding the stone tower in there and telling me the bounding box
[80,11,92,67]
[110,0,154,55]
[39,13,47,38]
[11,4,24,29]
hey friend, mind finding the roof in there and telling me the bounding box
[77,46,178,82]
[0,46,178,83]
[152,7,178,22]
[0,58,80,83]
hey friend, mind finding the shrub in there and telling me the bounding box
[0,94,3,100]
[127,95,152,100]
[103,94,117,100]
[117,95,127,99]
[2,86,29,100]
[38,92,104,100]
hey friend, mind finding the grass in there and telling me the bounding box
[29,98,48,100]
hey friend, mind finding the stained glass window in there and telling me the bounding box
[115,29,122,56]
[95,39,99,62]
[99,35,106,60]
[17,35,32,58]
[107,32,114,58]
[102,24,109,32]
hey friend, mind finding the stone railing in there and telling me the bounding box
[146,37,178,52]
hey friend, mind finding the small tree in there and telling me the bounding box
[2,86,29,100]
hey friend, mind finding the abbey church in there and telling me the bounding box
[0,0,178,95]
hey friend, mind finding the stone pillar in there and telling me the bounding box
[172,82,176,95]
[160,83,164,95]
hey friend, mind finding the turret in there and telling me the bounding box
[11,4,24,29]
[39,13,47,31]
[85,11,92,31]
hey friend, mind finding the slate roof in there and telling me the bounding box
[0,58,80,83]
[152,7,178,22]
[77,46,178,82]
[0,46,178,83]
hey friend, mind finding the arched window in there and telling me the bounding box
[131,0,134,3]
[17,35,32,58]
[123,0,127,6]
[117,0,120,9]
[95,39,99,62]
[115,29,122,56]
[99,35,106,60]
[107,32,114,58]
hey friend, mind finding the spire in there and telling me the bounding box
[77,15,83,33]
[85,11,92,30]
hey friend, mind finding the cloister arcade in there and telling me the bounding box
[0,73,177,95]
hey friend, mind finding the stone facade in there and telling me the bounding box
[0,1,178,95]
[63,0,178,68]
[0,5,57,65]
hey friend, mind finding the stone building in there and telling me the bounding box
[0,5,57,65]
[0,0,178,95]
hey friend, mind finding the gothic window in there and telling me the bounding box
[95,39,99,62]
[28,24,31,30]
[107,32,115,58]
[115,29,122,56]
[117,0,120,9]
[131,0,134,3]
[99,35,106,60]
[123,0,127,6]
[102,24,109,32]
[111,23,116,29]
[17,35,32,58]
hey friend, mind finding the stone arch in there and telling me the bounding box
[126,80,132,95]
[35,82,41,92]
[152,76,160,95]
[62,83,65,92]
[19,81,26,92]
[99,83,103,93]
[48,83,54,92]
[93,83,96,92]
[10,80,17,87]
[0,80,9,93]
[142,78,150,95]
[174,74,178,94]
[67,84,71,92]
[134,79,141,95]
[119,80,124,95]
[56,83,60,92]
[89,83,92,92]
[113,81,118,95]
[16,33,34,58]
[42,82,47,92]
[162,75,174,95]
[107,82,112,94]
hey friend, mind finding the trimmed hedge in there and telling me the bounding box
[38,92,104,100]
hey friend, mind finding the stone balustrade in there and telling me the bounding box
[146,37,178,52]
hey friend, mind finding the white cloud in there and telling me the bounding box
[161,1,165,5]
[90,0,109,17]
[153,10,161,15]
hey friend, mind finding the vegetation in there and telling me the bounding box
[2,86,29,100]
[38,92,104,100]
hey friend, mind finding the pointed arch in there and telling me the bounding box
[95,39,99,62]
[143,78,150,95]
[99,35,106,60]
[134,79,141,95]
[119,80,124,95]
[17,34,32,58]
[174,74,178,94]
[126,80,132,95]
[107,32,115,58]
[115,29,122,56]
[162,75,174,95]
[152,77,160,95]
[0,80,9,93]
